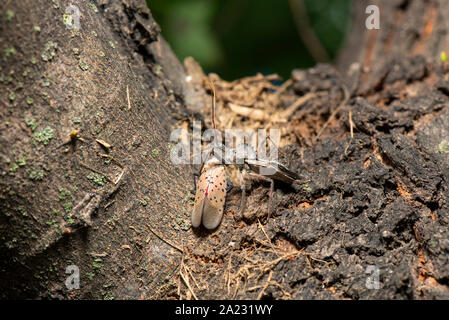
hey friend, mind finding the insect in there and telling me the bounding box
[191,153,227,229]
[191,80,306,229]
[230,136,304,220]
[191,80,228,229]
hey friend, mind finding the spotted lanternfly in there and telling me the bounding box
[191,155,227,229]
[191,78,228,229]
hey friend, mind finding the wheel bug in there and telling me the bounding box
[217,134,306,221]
[191,79,307,229]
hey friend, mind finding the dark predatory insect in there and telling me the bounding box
[244,158,301,184]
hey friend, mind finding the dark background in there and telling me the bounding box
[149,0,352,80]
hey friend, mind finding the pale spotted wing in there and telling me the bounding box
[191,165,227,229]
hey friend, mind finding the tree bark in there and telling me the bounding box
[1,0,448,299]
[0,0,195,299]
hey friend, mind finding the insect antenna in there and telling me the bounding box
[206,77,224,160]
[207,77,217,132]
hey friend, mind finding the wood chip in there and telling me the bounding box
[96,139,112,149]
[228,103,268,121]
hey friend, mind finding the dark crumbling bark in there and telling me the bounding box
[1,0,448,299]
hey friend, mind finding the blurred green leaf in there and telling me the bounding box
[149,0,351,80]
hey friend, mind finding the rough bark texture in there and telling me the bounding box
[1,0,448,300]
[0,0,194,299]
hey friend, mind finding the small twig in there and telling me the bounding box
[62,193,99,228]
[146,224,183,253]
[79,161,114,183]
[349,109,354,139]
[209,78,217,132]
[178,251,185,298]
[114,167,126,185]
[228,103,268,121]
[273,79,293,97]
[153,88,158,100]
[342,108,355,159]
[104,200,115,209]
[151,282,172,300]
[163,95,174,108]
[277,92,317,120]
[314,85,349,142]
[126,85,131,110]
[256,270,273,300]
[180,269,198,300]
[315,105,342,141]
[121,244,132,253]
[341,223,346,247]
[247,285,263,292]
[257,220,277,254]
[185,265,201,289]
[99,154,124,168]
[225,253,233,297]
[269,280,292,299]
[96,139,112,149]
[88,251,108,257]
[307,254,329,265]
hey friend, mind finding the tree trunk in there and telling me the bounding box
[0,0,195,299]
[1,0,448,299]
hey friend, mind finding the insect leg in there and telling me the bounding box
[191,172,199,195]
[239,167,247,219]
[260,134,294,165]
[226,178,233,193]
[264,135,282,162]
[267,178,274,220]
[247,172,275,221]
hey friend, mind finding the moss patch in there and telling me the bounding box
[4,47,16,57]
[25,117,38,131]
[140,196,149,207]
[79,61,89,71]
[62,14,73,27]
[41,41,58,62]
[438,140,449,154]
[89,3,99,13]
[63,202,73,214]
[33,126,54,145]
[58,188,72,201]
[17,157,26,166]
[6,10,15,21]
[301,184,312,192]
[9,163,19,176]
[93,258,103,270]
[87,173,106,186]
[28,169,44,181]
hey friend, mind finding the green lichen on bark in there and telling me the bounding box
[32,126,54,145]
